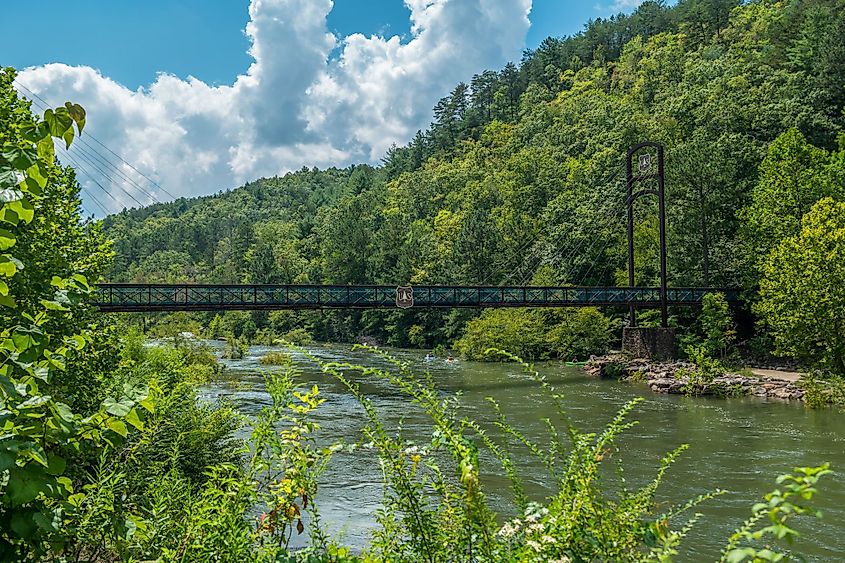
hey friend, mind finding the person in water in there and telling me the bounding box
[424,351,435,361]
[446,355,455,363]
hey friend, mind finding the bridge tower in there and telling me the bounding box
[622,142,676,359]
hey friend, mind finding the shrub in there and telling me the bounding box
[698,293,736,360]
[260,350,293,365]
[546,308,612,360]
[678,345,727,395]
[223,335,249,359]
[282,327,314,346]
[454,308,612,361]
[40,346,832,561]
[454,308,549,360]
[800,373,845,409]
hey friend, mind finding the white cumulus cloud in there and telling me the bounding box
[15,0,532,214]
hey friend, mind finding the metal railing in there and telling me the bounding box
[89,284,740,312]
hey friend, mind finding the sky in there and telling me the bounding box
[1,0,648,214]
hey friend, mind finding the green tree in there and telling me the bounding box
[741,129,844,278]
[756,198,845,374]
[0,68,150,557]
[696,292,736,359]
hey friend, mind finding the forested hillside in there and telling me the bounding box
[104,0,845,353]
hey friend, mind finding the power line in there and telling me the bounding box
[71,141,157,204]
[79,186,111,216]
[15,87,150,209]
[61,144,146,207]
[56,148,124,209]
[13,78,178,201]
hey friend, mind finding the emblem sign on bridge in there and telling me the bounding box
[395,286,414,308]
[638,153,652,173]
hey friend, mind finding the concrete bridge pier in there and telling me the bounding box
[622,326,677,360]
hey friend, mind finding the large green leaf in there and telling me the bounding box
[1,145,38,170]
[10,198,34,223]
[46,454,66,476]
[107,419,128,438]
[11,326,45,352]
[65,102,86,134]
[0,229,15,250]
[19,122,50,144]
[0,178,24,196]
[43,108,73,141]
[124,408,144,431]
[10,510,39,539]
[33,509,61,534]
[5,468,51,505]
[103,397,134,416]
[24,163,48,194]
[36,136,54,163]
[40,299,69,311]
[0,254,22,277]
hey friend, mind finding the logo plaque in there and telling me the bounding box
[638,153,652,173]
[395,286,414,309]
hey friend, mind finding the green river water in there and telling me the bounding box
[199,342,845,561]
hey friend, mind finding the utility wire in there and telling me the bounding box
[78,186,111,216]
[57,147,124,209]
[13,79,177,201]
[62,144,145,207]
[70,141,156,205]
[71,139,160,203]
[18,90,150,208]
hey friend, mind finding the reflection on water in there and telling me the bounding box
[198,341,845,561]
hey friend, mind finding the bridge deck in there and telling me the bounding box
[91,284,739,312]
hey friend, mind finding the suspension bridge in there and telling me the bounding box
[81,142,741,329]
[90,284,739,313]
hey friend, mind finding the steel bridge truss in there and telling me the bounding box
[91,284,739,313]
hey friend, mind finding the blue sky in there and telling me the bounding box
[6,0,647,213]
[2,0,633,90]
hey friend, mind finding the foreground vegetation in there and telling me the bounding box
[2,0,845,558]
[0,85,834,558]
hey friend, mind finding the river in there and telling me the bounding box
[198,342,845,561]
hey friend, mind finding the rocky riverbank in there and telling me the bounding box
[585,355,806,401]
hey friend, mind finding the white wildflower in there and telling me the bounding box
[497,522,517,537]
[541,535,556,544]
[526,540,542,552]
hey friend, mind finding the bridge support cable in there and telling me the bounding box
[569,229,624,289]
[531,167,628,285]
[478,157,628,288]
[549,204,626,287]
[500,167,628,288]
